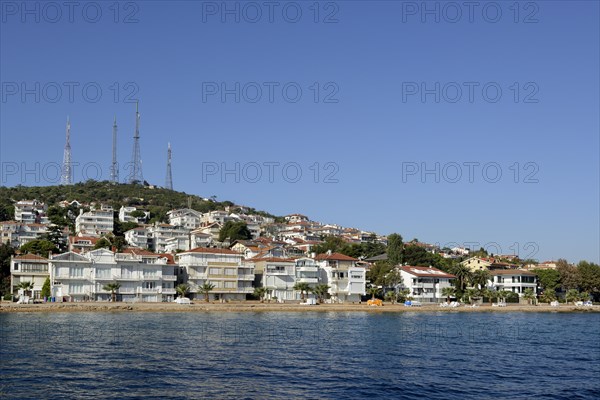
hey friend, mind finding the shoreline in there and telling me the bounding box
[1,301,599,313]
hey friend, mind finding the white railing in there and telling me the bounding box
[162,275,177,281]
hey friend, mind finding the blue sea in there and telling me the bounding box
[1,312,599,399]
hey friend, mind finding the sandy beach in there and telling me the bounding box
[1,301,599,313]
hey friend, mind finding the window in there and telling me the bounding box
[209,267,220,275]
[224,281,235,289]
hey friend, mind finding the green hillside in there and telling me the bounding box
[0,181,279,222]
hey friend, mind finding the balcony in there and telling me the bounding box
[298,277,318,284]
[161,288,176,295]
[115,254,142,262]
[162,275,177,281]
[113,274,139,281]
[238,274,255,280]
[297,266,318,272]
[119,288,136,294]
[54,274,91,280]
[142,275,161,281]
[94,275,114,281]
[188,273,208,280]
[138,288,159,294]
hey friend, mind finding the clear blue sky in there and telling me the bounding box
[1,1,598,263]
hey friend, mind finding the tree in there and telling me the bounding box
[312,284,330,303]
[218,221,252,243]
[534,269,560,293]
[113,220,139,237]
[451,264,472,297]
[367,261,393,287]
[523,288,536,305]
[577,261,600,300]
[103,282,121,302]
[385,291,398,304]
[481,288,497,305]
[387,233,403,265]
[40,277,51,299]
[254,287,268,302]
[94,237,112,250]
[565,289,580,304]
[293,282,311,301]
[312,236,351,256]
[540,290,556,303]
[199,282,215,302]
[175,284,190,299]
[465,288,479,305]
[0,244,15,297]
[470,269,490,291]
[367,286,380,300]
[396,288,411,303]
[17,281,34,298]
[382,268,402,290]
[41,225,67,253]
[557,259,580,290]
[441,286,455,303]
[402,245,436,267]
[19,240,58,257]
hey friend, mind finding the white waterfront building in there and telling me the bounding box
[49,248,177,302]
[177,247,254,301]
[399,265,456,303]
[315,252,366,303]
[75,205,114,237]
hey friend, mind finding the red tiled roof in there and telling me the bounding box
[314,253,358,262]
[249,257,296,263]
[490,269,536,276]
[14,254,48,261]
[400,266,455,279]
[185,247,241,255]
[122,248,159,257]
[158,253,177,265]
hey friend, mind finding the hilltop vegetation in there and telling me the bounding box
[0,180,279,222]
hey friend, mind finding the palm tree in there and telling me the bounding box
[465,288,479,305]
[441,286,455,303]
[254,287,267,303]
[384,291,397,304]
[175,283,190,299]
[522,288,536,305]
[293,282,310,301]
[312,284,330,303]
[199,282,215,302]
[17,281,34,299]
[396,288,411,303]
[482,288,497,305]
[451,264,472,297]
[565,289,580,304]
[367,287,380,300]
[102,282,121,302]
[540,290,556,303]
[470,270,490,291]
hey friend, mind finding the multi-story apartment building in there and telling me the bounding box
[49,248,174,302]
[399,266,456,303]
[167,208,203,230]
[0,222,48,247]
[75,205,114,237]
[14,200,48,224]
[295,257,320,298]
[119,206,149,224]
[488,270,537,297]
[10,254,50,300]
[125,223,189,253]
[315,252,366,303]
[252,257,297,301]
[178,247,254,301]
